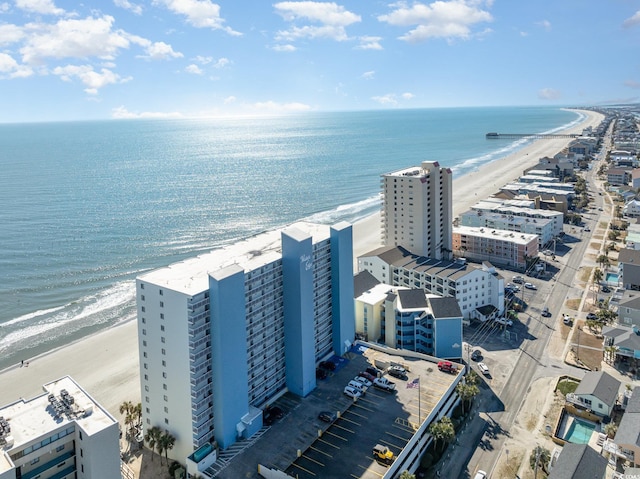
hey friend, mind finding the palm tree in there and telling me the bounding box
[144,426,162,461]
[159,430,176,466]
[428,416,455,452]
[456,382,480,415]
[399,471,416,479]
[593,268,603,291]
[596,254,611,270]
[604,422,617,438]
[529,446,551,475]
[604,345,618,364]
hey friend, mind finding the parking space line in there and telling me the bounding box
[309,445,333,458]
[393,417,418,431]
[325,430,349,442]
[386,431,411,443]
[355,463,385,477]
[352,401,376,413]
[317,437,340,449]
[333,423,356,434]
[301,454,325,467]
[290,462,316,476]
[340,416,362,426]
[343,409,367,420]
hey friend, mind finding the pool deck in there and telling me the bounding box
[557,414,600,444]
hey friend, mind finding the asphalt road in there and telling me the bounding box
[447,139,612,478]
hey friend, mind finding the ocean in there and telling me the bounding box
[0,106,583,369]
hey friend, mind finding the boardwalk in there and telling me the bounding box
[486,132,580,139]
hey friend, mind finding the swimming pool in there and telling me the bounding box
[606,272,619,284]
[562,416,597,444]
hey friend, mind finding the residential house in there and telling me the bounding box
[524,156,574,180]
[616,292,640,328]
[603,387,640,468]
[548,443,607,479]
[618,248,640,290]
[607,167,630,186]
[568,137,597,158]
[632,169,640,190]
[567,370,620,417]
[603,324,640,361]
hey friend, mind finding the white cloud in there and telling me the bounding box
[272,44,297,52]
[153,0,241,35]
[52,64,131,93]
[519,31,528,37]
[274,1,361,42]
[361,70,375,80]
[114,0,143,15]
[623,10,640,28]
[536,19,551,31]
[19,16,130,65]
[253,100,312,112]
[0,52,33,77]
[112,105,184,119]
[378,0,493,43]
[356,35,382,50]
[401,92,414,99]
[537,88,561,100]
[0,3,10,13]
[15,0,64,15]
[213,57,229,68]
[140,41,183,60]
[372,93,398,106]
[194,55,213,64]
[0,24,26,46]
[185,63,202,74]
[223,95,236,104]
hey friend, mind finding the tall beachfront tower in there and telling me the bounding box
[135,222,354,463]
[0,376,120,479]
[381,161,453,259]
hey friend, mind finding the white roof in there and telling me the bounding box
[139,221,333,295]
[453,225,538,245]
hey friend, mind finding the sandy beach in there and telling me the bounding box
[0,109,604,419]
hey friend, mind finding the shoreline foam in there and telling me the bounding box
[0,109,604,416]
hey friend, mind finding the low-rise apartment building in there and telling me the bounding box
[470,198,564,237]
[452,225,539,271]
[459,209,555,247]
[357,245,504,321]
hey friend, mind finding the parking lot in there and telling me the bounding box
[217,346,461,479]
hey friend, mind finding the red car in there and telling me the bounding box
[437,361,457,374]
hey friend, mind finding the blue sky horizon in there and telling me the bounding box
[1,0,640,123]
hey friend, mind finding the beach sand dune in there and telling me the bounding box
[0,109,604,418]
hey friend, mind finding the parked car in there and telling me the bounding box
[373,444,394,464]
[365,366,382,378]
[353,376,372,388]
[316,368,328,380]
[319,360,336,371]
[586,312,598,320]
[494,316,513,327]
[584,227,591,232]
[541,307,551,317]
[470,349,482,361]
[263,406,284,426]
[477,363,490,376]
[347,380,367,394]
[602,286,611,293]
[373,377,396,391]
[437,361,457,374]
[524,282,537,290]
[563,313,572,325]
[512,275,524,284]
[358,371,376,382]
[473,471,487,479]
[343,386,362,399]
[387,367,408,379]
[318,411,336,423]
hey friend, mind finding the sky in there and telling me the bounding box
[1,0,640,123]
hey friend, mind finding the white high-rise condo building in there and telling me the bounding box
[381,161,453,259]
[135,221,355,469]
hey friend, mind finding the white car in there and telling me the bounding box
[473,471,487,479]
[494,317,513,327]
[524,282,537,290]
[343,386,362,399]
[353,376,372,388]
[477,363,490,376]
[563,313,572,325]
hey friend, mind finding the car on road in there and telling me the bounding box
[343,386,362,399]
[477,363,490,376]
[319,360,336,371]
[524,282,537,290]
[541,306,551,317]
[562,313,572,325]
[512,275,524,284]
[494,316,513,327]
[318,411,336,423]
[471,349,482,361]
[473,471,487,479]
[586,312,598,320]
[263,406,284,426]
[585,227,591,232]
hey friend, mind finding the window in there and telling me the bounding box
[162,348,166,355]
[142,329,146,335]
[144,374,148,381]
[164,406,168,413]
[79,431,83,440]
[160,313,164,320]
[160,325,165,332]
[56,445,65,452]
[142,317,146,324]
[143,352,147,358]
[31,458,40,465]
[159,289,163,296]
[145,385,149,392]
[145,396,149,403]
[140,283,144,289]
[163,384,167,390]
[141,295,145,301]
[162,372,167,378]
[161,337,165,343]
[143,340,147,347]
[160,301,164,308]
[162,360,166,367]
[164,395,168,401]
[141,306,145,312]
[165,418,169,425]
